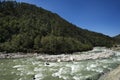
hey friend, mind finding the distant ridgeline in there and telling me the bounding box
[0,1,115,54]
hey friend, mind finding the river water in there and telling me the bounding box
[0,47,120,80]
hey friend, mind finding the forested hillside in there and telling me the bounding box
[114,34,120,39]
[113,34,120,44]
[0,1,114,54]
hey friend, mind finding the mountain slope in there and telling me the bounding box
[113,34,120,44]
[0,1,114,54]
[114,34,120,40]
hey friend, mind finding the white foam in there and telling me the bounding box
[49,68,58,72]
[86,66,91,71]
[117,58,120,61]
[13,65,23,68]
[35,73,43,80]
[114,51,120,56]
[32,62,43,66]
[52,67,70,80]
[96,69,103,73]
[20,72,24,76]
[90,64,97,68]
[103,65,108,68]
[52,68,63,77]
[17,68,23,71]
[19,78,22,80]
[70,65,81,74]
[27,71,34,75]
[34,67,43,72]
[92,68,103,73]
[73,76,80,80]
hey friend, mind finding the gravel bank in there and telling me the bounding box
[0,52,37,59]
[0,47,116,61]
[36,47,115,62]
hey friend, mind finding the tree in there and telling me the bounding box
[34,35,42,50]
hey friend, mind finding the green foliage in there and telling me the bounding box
[0,1,114,54]
[34,35,42,50]
[113,34,120,44]
[41,36,92,54]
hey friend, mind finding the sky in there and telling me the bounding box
[16,0,120,37]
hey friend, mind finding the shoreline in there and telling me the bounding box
[98,65,120,80]
[98,47,120,80]
[0,52,37,59]
[36,50,114,62]
[0,47,116,61]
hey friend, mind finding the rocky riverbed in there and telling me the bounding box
[0,47,116,62]
[36,48,115,62]
[0,47,120,80]
[0,52,36,59]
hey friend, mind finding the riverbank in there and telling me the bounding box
[98,46,120,80]
[36,49,114,62]
[99,65,120,80]
[0,52,37,59]
[0,47,116,62]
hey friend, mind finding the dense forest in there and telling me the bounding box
[113,34,120,44]
[0,1,114,54]
[114,34,120,40]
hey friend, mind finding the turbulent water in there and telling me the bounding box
[0,47,120,80]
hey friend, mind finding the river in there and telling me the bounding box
[0,47,120,80]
